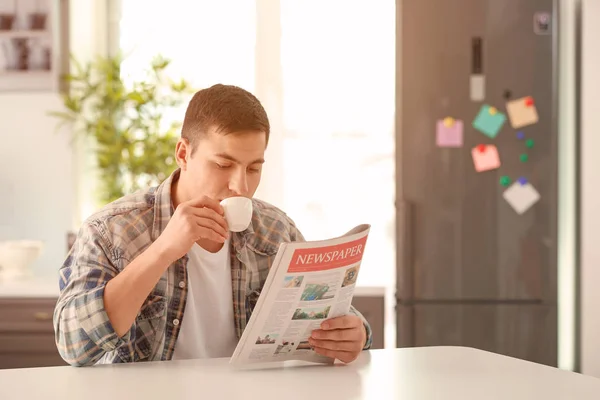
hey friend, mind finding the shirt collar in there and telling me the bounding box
[151,168,179,242]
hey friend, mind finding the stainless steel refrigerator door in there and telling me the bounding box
[395,0,558,366]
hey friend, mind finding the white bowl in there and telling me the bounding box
[0,240,44,280]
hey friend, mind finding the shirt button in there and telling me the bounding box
[173,319,180,326]
[178,281,185,289]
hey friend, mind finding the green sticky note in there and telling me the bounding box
[472,104,507,139]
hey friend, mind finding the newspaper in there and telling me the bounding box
[229,223,370,366]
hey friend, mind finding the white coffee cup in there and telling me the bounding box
[220,197,253,232]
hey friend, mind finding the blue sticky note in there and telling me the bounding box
[472,104,507,139]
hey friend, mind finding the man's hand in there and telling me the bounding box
[154,195,229,263]
[309,315,366,363]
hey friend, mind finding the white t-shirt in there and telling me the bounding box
[172,239,238,359]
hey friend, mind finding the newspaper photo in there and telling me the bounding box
[229,223,370,366]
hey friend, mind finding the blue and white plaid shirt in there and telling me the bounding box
[53,169,372,366]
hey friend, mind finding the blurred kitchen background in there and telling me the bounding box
[0,0,598,380]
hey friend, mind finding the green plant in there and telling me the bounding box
[49,53,194,205]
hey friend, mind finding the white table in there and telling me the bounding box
[0,347,598,399]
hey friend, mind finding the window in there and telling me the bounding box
[278,0,396,289]
[117,0,396,291]
[119,0,256,92]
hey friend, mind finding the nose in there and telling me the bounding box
[229,168,249,196]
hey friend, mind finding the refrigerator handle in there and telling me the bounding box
[471,36,483,74]
[470,36,485,101]
[397,199,414,301]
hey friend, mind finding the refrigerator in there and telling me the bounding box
[395,0,559,366]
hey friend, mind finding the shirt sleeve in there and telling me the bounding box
[348,305,373,350]
[53,220,134,366]
[286,218,373,350]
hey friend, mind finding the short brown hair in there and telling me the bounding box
[181,84,270,151]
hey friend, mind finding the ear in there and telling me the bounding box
[175,138,191,171]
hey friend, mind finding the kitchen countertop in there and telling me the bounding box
[0,276,386,298]
[0,276,59,298]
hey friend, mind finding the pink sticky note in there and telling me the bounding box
[436,118,463,147]
[471,144,501,172]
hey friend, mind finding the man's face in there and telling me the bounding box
[175,127,267,203]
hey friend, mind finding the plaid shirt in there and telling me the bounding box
[53,169,372,366]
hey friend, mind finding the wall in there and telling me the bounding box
[0,93,72,278]
[580,0,600,379]
[0,0,109,279]
[557,0,578,373]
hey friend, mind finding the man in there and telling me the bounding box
[53,84,372,367]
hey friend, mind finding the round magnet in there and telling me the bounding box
[520,153,528,162]
[444,117,454,127]
[517,131,525,140]
[477,144,486,153]
[526,139,534,148]
[524,97,534,106]
[500,176,511,186]
[518,176,528,185]
[489,107,497,115]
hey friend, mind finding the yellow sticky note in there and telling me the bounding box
[506,96,539,128]
[471,144,501,172]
